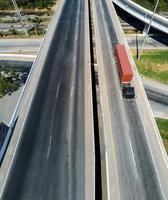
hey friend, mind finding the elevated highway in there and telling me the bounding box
[0,0,95,199]
[92,0,168,199]
[112,0,168,34]
[0,0,167,199]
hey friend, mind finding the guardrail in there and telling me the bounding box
[112,0,168,34]
[0,119,17,165]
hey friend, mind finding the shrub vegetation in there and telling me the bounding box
[133,50,168,84]
[0,0,55,10]
[156,118,168,154]
[133,0,168,12]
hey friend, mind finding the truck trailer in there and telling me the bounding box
[115,44,135,99]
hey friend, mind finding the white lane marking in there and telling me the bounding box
[70,87,75,98]
[105,150,111,200]
[47,136,52,158]
[56,82,60,99]
[129,139,136,166]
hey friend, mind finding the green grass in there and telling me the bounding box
[133,50,168,84]
[0,0,12,10]
[133,0,168,12]
[0,77,18,97]
[124,29,137,34]
[156,118,168,154]
[0,0,56,10]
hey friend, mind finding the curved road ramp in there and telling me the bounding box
[112,0,168,34]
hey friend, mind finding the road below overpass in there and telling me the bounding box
[92,0,166,199]
[143,79,168,119]
[126,34,168,49]
[0,39,41,54]
[150,100,168,119]
[144,79,168,106]
[1,0,94,199]
[1,33,167,53]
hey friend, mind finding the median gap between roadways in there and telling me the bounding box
[88,0,102,199]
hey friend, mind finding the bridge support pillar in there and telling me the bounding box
[143,23,149,34]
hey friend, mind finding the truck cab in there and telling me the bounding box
[122,86,135,99]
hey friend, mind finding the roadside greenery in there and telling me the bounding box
[0,27,45,37]
[156,118,168,154]
[0,65,30,97]
[124,30,137,34]
[0,68,18,98]
[0,77,18,98]
[133,50,168,84]
[0,0,56,10]
[133,0,168,12]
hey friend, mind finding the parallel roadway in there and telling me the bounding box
[1,0,94,199]
[92,0,168,199]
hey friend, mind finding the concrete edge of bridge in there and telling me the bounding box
[84,0,95,199]
[92,0,121,199]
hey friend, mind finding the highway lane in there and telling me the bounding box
[146,88,168,106]
[143,79,168,119]
[150,100,168,119]
[1,0,93,199]
[0,38,41,53]
[0,33,167,54]
[126,34,168,49]
[93,0,165,199]
[143,79,168,107]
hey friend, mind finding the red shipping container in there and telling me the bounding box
[115,44,133,83]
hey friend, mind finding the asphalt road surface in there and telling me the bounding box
[2,0,87,199]
[0,32,167,55]
[144,79,168,119]
[93,0,165,199]
[0,39,41,53]
[144,79,168,107]
[126,34,168,49]
[150,100,168,119]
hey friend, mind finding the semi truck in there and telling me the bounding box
[115,44,135,99]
